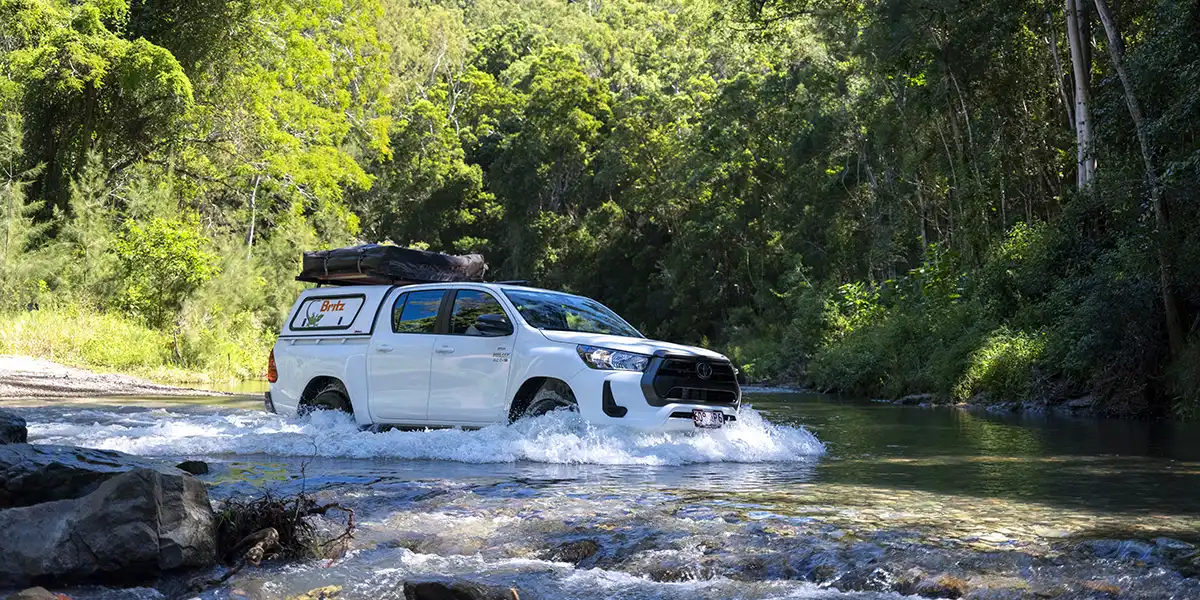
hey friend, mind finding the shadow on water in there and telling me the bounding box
[751,392,1200,519]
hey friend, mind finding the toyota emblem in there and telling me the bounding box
[696,362,713,379]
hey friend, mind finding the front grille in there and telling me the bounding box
[666,387,738,403]
[658,359,737,382]
[642,354,741,407]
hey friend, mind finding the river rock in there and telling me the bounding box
[895,393,935,405]
[0,410,27,444]
[0,443,181,508]
[5,588,63,600]
[912,573,971,598]
[402,580,520,600]
[0,467,216,586]
[546,538,600,564]
[176,460,210,475]
[1066,396,1094,409]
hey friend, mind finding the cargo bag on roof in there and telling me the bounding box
[298,244,487,286]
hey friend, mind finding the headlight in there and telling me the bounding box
[576,345,650,372]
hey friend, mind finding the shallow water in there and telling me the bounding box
[7,392,1200,599]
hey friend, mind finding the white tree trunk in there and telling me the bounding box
[1065,0,1094,189]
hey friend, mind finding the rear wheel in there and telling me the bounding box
[522,381,578,419]
[300,382,351,415]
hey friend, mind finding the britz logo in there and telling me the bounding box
[320,299,347,312]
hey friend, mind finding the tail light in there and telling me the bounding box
[267,348,278,383]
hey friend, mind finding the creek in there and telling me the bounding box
[11,391,1200,599]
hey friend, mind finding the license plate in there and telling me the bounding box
[692,409,724,429]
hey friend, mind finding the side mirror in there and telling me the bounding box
[474,313,513,337]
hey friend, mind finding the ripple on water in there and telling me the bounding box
[24,406,825,465]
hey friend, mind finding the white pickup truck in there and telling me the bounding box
[266,282,741,430]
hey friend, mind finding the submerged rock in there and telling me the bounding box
[287,586,341,600]
[546,538,600,564]
[5,588,64,600]
[913,573,971,598]
[0,410,27,444]
[175,460,210,475]
[0,444,181,508]
[0,467,216,586]
[402,580,519,600]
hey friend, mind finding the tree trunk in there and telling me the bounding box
[1046,11,1074,128]
[1065,0,1094,189]
[246,175,261,259]
[1093,0,1185,357]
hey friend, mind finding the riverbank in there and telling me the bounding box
[0,309,271,385]
[0,355,231,399]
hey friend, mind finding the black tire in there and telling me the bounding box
[522,381,578,419]
[300,382,352,415]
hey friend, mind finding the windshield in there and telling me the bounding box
[503,289,643,338]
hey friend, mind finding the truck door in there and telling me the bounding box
[368,289,445,422]
[426,289,516,424]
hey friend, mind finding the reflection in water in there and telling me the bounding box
[752,393,1200,517]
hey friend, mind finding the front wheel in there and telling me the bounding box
[522,381,578,419]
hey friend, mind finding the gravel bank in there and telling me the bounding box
[0,355,230,399]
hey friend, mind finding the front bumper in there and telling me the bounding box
[568,353,741,430]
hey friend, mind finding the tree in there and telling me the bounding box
[1092,0,1185,357]
[113,216,217,329]
[1064,0,1095,190]
[0,113,50,307]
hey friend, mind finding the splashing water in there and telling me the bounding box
[27,405,824,465]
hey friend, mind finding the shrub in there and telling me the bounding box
[955,328,1046,402]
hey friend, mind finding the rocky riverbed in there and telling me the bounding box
[2,393,1199,599]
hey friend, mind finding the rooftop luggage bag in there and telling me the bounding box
[298,244,486,285]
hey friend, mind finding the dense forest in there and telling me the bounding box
[0,0,1197,417]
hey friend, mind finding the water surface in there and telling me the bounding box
[7,391,1200,599]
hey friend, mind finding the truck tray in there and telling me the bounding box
[298,244,486,286]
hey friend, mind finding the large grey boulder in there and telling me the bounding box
[0,467,216,586]
[0,410,26,444]
[0,443,179,508]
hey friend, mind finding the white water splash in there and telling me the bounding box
[27,406,823,465]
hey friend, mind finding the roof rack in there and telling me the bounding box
[493,280,531,286]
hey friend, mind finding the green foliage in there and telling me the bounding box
[0,0,1197,414]
[955,328,1047,402]
[0,112,52,307]
[0,307,173,371]
[113,216,217,328]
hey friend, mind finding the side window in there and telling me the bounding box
[449,290,511,337]
[392,290,445,333]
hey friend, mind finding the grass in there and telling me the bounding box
[0,307,271,384]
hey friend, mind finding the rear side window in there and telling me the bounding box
[449,290,510,336]
[392,290,445,333]
[290,295,365,330]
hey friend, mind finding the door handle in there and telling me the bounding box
[435,345,455,354]
[376,344,394,353]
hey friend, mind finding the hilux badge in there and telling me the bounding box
[696,363,713,379]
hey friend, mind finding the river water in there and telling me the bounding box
[11,391,1200,599]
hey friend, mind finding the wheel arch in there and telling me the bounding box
[299,376,351,413]
[507,376,575,423]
